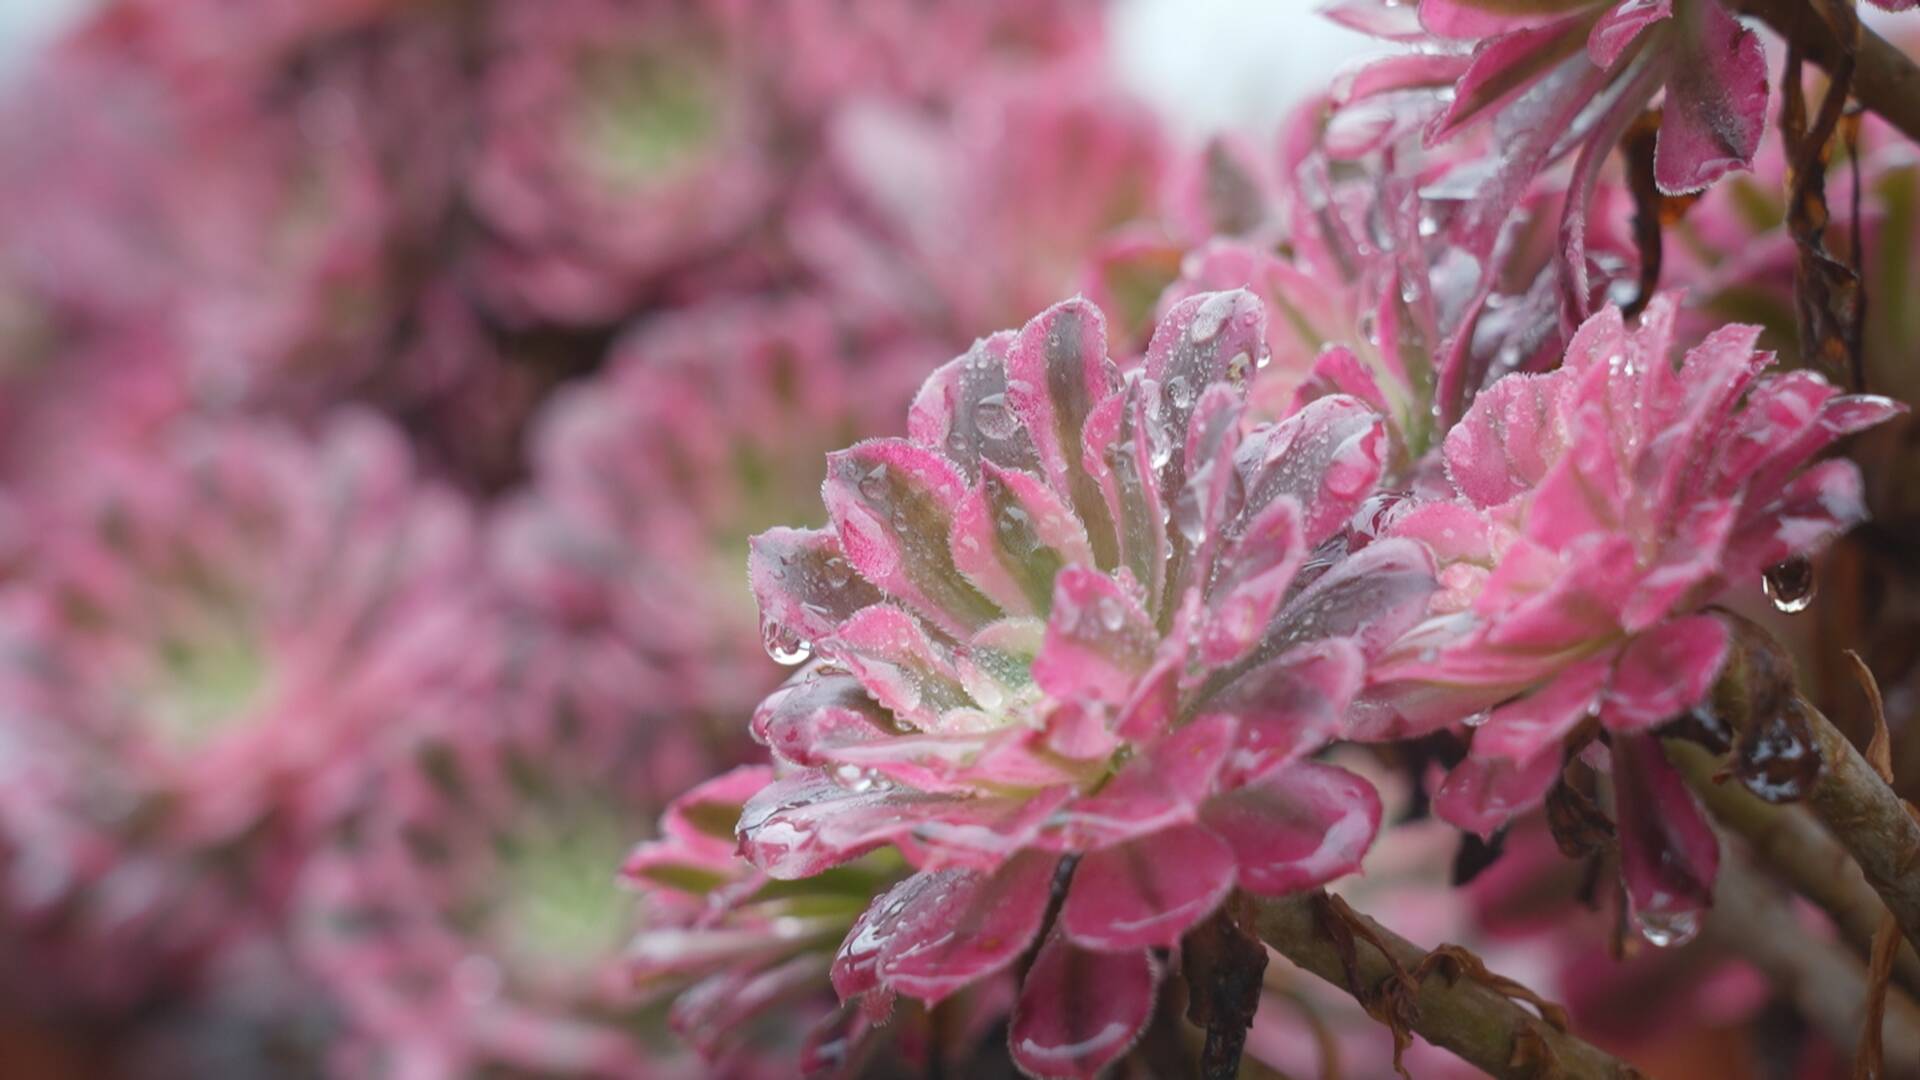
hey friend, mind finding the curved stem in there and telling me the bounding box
[1706,610,1920,958]
[1730,0,1920,150]
[1795,693,1920,957]
[1255,892,1643,1080]
[1667,738,1920,997]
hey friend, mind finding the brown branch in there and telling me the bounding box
[1700,852,1920,1067]
[1666,738,1920,997]
[1706,611,1920,959]
[1255,892,1644,1080]
[1730,0,1920,151]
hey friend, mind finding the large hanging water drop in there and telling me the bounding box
[1762,555,1815,614]
[1634,908,1700,949]
[761,616,812,666]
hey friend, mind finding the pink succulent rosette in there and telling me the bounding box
[492,296,928,744]
[466,0,778,326]
[734,290,1438,1078]
[1360,295,1905,940]
[0,411,472,999]
[298,625,719,1079]
[796,63,1169,342]
[0,9,467,410]
[1150,93,1641,463]
[1325,0,1826,327]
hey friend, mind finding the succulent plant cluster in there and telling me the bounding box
[3,0,1920,1078]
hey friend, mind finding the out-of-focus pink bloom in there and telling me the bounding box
[1360,295,1903,940]
[465,0,779,326]
[0,412,473,999]
[298,624,718,1079]
[1331,0,1773,327]
[0,12,467,409]
[737,291,1436,1078]
[1466,821,1772,1058]
[492,296,928,744]
[795,64,1170,341]
[762,0,1107,114]
[1147,94,1641,457]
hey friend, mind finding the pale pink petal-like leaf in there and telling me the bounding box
[876,851,1059,1004]
[1201,761,1381,895]
[1033,566,1157,707]
[1443,368,1577,508]
[1045,715,1236,851]
[826,605,975,733]
[1010,934,1157,1080]
[1614,733,1720,934]
[823,439,998,636]
[1082,375,1169,612]
[1588,0,1671,68]
[1720,458,1868,580]
[749,527,886,645]
[1144,289,1266,487]
[950,463,1095,616]
[1005,298,1119,538]
[1418,0,1593,39]
[907,331,1041,481]
[1204,639,1367,784]
[1467,652,1615,763]
[1602,615,1729,733]
[1261,537,1437,662]
[1434,749,1563,836]
[1654,0,1768,194]
[1236,395,1388,548]
[751,673,893,767]
[1199,498,1307,667]
[1059,823,1236,950]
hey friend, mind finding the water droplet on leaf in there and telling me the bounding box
[973,394,1018,440]
[762,617,812,666]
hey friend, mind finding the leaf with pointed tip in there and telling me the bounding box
[749,527,887,645]
[871,851,1058,1004]
[1144,290,1266,488]
[949,463,1093,616]
[1199,498,1307,668]
[1032,567,1157,707]
[1236,395,1387,548]
[1201,761,1381,895]
[1655,0,1767,194]
[1603,615,1729,733]
[1010,934,1158,1080]
[1082,376,1169,616]
[1060,823,1236,950]
[907,331,1040,481]
[1613,733,1719,931]
[1005,298,1119,551]
[823,439,999,637]
[1427,14,1593,144]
